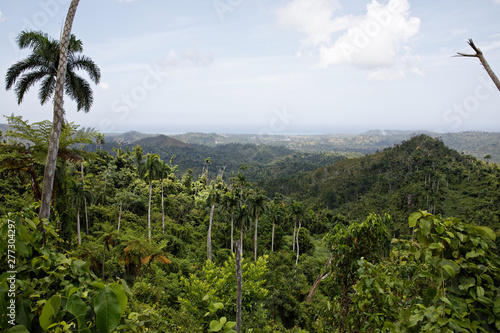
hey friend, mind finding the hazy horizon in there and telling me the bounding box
[1,0,499,135]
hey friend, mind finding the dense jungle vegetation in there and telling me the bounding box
[1,115,499,332]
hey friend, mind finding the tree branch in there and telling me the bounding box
[456,38,500,92]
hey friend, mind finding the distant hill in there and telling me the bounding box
[103,131,158,144]
[134,134,190,149]
[271,135,500,233]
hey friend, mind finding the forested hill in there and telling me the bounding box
[269,134,500,233]
[86,135,345,184]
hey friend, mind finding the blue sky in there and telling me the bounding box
[0,0,499,134]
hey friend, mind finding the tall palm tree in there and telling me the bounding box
[138,153,161,240]
[222,190,239,252]
[206,179,223,262]
[246,193,268,261]
[158,157,178,234]
[68,179,92,245]
[267,202,284,252]
[290,201,304,253]
[5,30,100,111]
[5,1,96,221]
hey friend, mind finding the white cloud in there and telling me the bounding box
[98,82,110,91]
[276,0,351,46]
[0,10,6,22]
[159,49,214,68]
[277,0,421,80]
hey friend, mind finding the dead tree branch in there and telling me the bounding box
[457,39,500,91]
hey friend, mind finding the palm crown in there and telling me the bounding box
[5,30,101,112]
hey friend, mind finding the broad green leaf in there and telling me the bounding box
[473,226,496,241]
[94,287,122,333]
[442,265,455,279]
[409,212,422,228]
[209,320,224,332]
[428,242,444,250]
[465,250,480,259]
[109,283,128,315]
[39,295,61,330]
[477,286,485,298]
[419,271,432,278]
[440,296,452,306]
[419,219,431,237]
[67,295,89,332]
[6,325,30,333]
[225,321,236,329]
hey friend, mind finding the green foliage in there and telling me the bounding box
[179,255,269,331]
[0,212,128,332]
[401,211,500,332]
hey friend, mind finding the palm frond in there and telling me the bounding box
[69,55,101,84]
[17,30,51,51]
[14,70,49,104]
[65,71,93,112]
[38,75,56,105]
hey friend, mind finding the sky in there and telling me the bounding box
[0,0,499,135]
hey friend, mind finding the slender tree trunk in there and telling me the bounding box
[102,248,105,280]
[207,202,215,261]
[230,208,234,253]
[118,202,122,231]
[235,239,242,333]
[81,161,89,235]
[76,206,81,245]
[295,220,301,266]
[306,253,333,303]
[292,218,297,252]
[271,220,275,252]
[161,178,165,234]
[254,213,259,261]
[148,180,152,240]
[240,221,243,254]
[39,0,81,221]
[457,39,500,91]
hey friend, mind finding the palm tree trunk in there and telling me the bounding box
[81,161,89,235]
[230,208,234,253]
[235,239,242,333]
[102,248,105,280]
[148,180,152,240]
[161,178,165,234]
[271,220,275,252]
[254,213,259,261]
[118,202,122,231]
[76,206,81,245]
[39,0,80,221]
[240,221,244,254]
[295,220,301,267]
[207,202,215,261]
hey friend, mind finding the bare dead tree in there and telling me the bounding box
[306,253,333,303]
[457,39,500,91]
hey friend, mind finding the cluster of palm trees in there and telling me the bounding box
[203,169,307,265]
[136,153,177,240]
